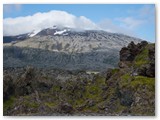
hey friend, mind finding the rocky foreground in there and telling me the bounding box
[3,41,155,116]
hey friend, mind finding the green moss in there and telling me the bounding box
[45,102,57,108]
[51,86,61,92]
[74,99,85,106]
[114,99,127,113]
[23,95,30,100]
[94,76,106,86]
[111,68,119,74]
[72,98,86,109]
[134,46,149,67]
[84,105,99,112]
[71,76,106,111]
[85,85,101,101]
[119,74,132,88]
[120,73,155,91]
[84,77,105,101]
[131,76,155,90]
[3,96,15,113]
[120,75,154,89]
[121,73,130,80]
[24,101,39,108]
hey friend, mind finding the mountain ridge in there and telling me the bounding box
[4,27,143,53]
[3,26,143,71]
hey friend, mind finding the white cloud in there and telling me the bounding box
[3,10,100,36]
[98,19,136,36]
[116,17,146,29]
[4,7,153,37]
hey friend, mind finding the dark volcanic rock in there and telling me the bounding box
[105,68,113,81]
[120,41,148,62]
[119,90,134,106]
[146,63,155,77]
[58,103,74,114]
[136,43,155,77]
[3,75,14,100]
[146,45,155,77]
[14,66,35,96]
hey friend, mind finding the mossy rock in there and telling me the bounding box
[119,74,154,89]
[134,45,149,67]
[3,96,16,115]
[44,102,57,109]
[23,101,39,108]
[111,68,120,74]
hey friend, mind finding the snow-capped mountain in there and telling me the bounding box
[4,26,142,53]
[3,26,143,71]
[3,26,72,43]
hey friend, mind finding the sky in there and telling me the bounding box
[3,4,155,42]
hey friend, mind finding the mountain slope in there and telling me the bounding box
[3,27,142,71]
[4,27,142,53]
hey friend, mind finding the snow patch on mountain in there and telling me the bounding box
[54,29,67,35]
[29,29,41,37]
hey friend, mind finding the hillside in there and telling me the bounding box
[3,27,142,71]
[3,41,155,116]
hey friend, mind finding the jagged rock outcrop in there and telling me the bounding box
[104,41,155,115]
[119,41,148,62]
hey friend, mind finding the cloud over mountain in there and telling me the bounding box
[3,5,155,42]
[3,10,100,36]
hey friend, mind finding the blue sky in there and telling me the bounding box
[3,4,155,42]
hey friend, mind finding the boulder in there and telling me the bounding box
[120,47,134,61]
